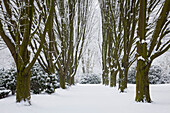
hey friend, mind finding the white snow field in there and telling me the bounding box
[0,84,170,113]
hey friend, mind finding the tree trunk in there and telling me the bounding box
[124,67,128,88]
[59,74,66,89]
[135,0,151,103]
[118,69,125,92]
[81,57,86,74]
[110,70,117,87]
[67,75,71,86]
[102,72,105,85]
[71,76,75,85]
[135,43,151,102]
[135,60,151,102]
[105,71,109,86]
[16,70,31,104]
[119,66,128,92]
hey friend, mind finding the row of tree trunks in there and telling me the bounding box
[99,0,170,103]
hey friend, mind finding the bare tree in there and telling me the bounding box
[136,0,170,103]
[0,0,54,104]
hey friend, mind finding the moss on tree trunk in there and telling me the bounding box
[135,42,151,102]
[67,75,71,86]
[102,73,105,85]
[135,0,151,103]
[71,76,75,85]
[118,67,128,92]
[104,71,109,86]
[124,67,128,88]
[60,74,66,89]
[16,71,31,104]
[118,69,125,92]
[110,70,117,87]
[135,61,151,102]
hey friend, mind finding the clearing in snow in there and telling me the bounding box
[0,84,170,113]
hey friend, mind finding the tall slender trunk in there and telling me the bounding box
[118,69,125,92]
[119,56,129,91]
[67,74,71,86]
[81,57,86,74]
[102,73,105,85]
[59,74,65,89]
[71,76,75,85]
[110,70,117,87]
[124,67,128,88]
[104,70,109,86]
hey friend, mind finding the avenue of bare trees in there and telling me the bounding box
[0,0,169,104]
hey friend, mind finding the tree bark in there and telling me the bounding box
[71,76,75,85]
[118,69,125,92]
[124,67,128,88]
[110,70,117,87]
[135,56,151,102]
[16,70,31,104]
[135,0,151,103]
[59,74,66,89]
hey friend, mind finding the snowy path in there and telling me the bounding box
[0,84,170,113]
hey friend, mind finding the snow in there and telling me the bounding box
[0,89,10,93]
[138,56,145,61]
[0,0,170,112]
[0,84,170,113]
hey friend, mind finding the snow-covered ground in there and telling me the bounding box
[0,84,170,113]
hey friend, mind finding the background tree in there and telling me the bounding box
[31,0,56,75]
[99,0,110,85]
[53,0,83,88]
[118,0,139,92]
[99,0,139,90]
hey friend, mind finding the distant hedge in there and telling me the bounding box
[128,65,170,84]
